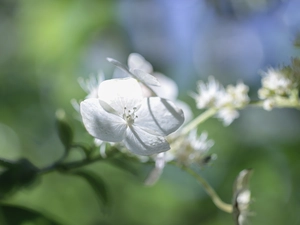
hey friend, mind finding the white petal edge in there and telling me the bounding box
[134,97,185,136]
[150,72,178,100]
[144,152,166,186]
[80,98,127,142]
[107,57,130,74]
[131,69,161,87]
[122,125,170,156]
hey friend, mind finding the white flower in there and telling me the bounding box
[259,68,293,98]
[216,108,240,126]
[215,82,249,126]
[167,130,214,166]
[80,78,184,156]
[225,82,250,108]
[107,53,160,87]
[262,98,275,111]
[78,71,105,99]
[193,77,249,126]
[258,68,298,111]
[193,76,225,109]
[71,72,105,113]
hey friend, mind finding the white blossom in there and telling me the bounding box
[259,68,293,98]
[225,82,250,108]
[258,68,299,111]
[71,72,105,113]
[193,77,249,126]
[258,68,298,111]
[216,108,240,126]
[193,76,225,109]
[215,82,249,126]
[80,78,184,156]
[107,53,160,87]
[167,130,214,166]
[78,71,105,99]
[262,98,275,111]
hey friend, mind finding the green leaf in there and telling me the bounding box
[0,204,65,225]
[71,170,109,209]
[0,159,39,199]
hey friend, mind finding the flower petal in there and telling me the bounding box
[107,57,130,74]
[131,69,161,87]
[98,78,143,113]
[128,53,153,74]
[80,98,127,142]
[135,97,185,136]
[150,72,178,99]
[107,56,160,87]
[144,152,166,186]
[122,125,170,155]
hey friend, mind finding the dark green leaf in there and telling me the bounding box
[0,158,39,199]
[0,158,15,169]
[0,204,64,225]
[71,170,109,208]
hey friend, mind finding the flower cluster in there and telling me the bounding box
[193,76,250,126]
[258,65,299,110]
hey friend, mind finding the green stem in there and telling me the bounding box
[181,165,233,213]
[39,155,104,175]
[180,108,217,136]
[38,147,120,175]
[249,99,300,109]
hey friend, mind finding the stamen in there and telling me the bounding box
[123,105,138,125]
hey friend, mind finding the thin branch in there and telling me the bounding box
[180,108,217,136]
[181,165,233,213]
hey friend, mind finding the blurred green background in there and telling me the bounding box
[0,0,300,224]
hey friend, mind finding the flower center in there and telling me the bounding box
[123,107,138,126]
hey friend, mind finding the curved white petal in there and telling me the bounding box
[150,73,178,99]
[174,100,193,124]
[107,58,130,74]
[98,78,143,113]
[144,152,166,186]
[128,53,153,74]
[131,69,161,87]
[80,98,127,142]
[123,125,170,156]
[134,97,185,136]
